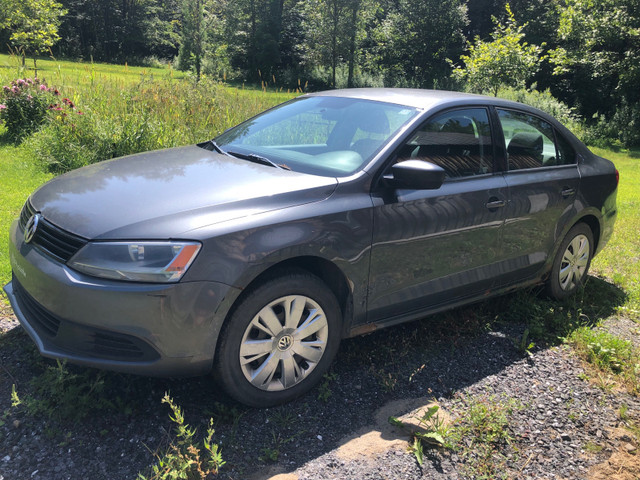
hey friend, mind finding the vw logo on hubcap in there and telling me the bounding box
[277,334,293,351]
[24,213,41,244]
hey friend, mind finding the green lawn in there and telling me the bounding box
[589,147,640,319]
[0,53,187,90]
[0,138,51,286]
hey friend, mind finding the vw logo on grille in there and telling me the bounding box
[277,335,293,351]
[24,213,41,244]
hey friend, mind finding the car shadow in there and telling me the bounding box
[0,275,627,479]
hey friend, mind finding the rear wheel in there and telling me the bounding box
[546,223,594,300]
[215,272,341,407]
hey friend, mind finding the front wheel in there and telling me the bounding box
[214,272,342,407]
[546,223,594,300]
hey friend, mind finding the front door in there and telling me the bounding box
[367,107,509,323]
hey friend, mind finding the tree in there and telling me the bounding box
[178,0,207,78]
[1,0,67,72]
[372,0,467,88]
[53,0,180,63]
[549,0,640,145]
[301,0,351,87]
[452,4,541,96]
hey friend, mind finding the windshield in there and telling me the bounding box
[215,96,419,177]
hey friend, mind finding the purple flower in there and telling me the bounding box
[11,86,19,94]
[17,79,25,86]
[0,104,6,110]
[27,95,33,101]
[39,84,47,91]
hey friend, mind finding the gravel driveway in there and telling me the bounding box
[0,286,638,480]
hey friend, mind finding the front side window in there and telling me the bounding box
[397,108,493,178]
[497,109,573,170]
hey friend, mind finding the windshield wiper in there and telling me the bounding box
[202,139,235,157]
[227,151,291,171]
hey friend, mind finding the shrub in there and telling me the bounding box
[496,86,583,135]
[28,77,297,174]
[0,78,60,142]
[581,100,640,148]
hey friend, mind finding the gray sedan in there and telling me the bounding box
[5,89,618,407]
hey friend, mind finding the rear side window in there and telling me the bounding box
[497,109,577,170]
[555,131,577,165]
[398,108,493,178]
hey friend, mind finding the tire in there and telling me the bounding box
[546,223,594,300]
[214,271,342,407]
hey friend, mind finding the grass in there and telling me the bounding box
[397,395,521,478]
[568,326,639,394]
[0,136,51,285]
[589,147,640,320]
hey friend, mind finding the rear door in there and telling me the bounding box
[366,107,509,323]
[495,108,580,285]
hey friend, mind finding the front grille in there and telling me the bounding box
[12,278,61,337]
[19,200,88,262]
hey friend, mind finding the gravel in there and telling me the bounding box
[0,299,638,480]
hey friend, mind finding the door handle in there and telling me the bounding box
[561,187,576,198]
[485,198,506,209]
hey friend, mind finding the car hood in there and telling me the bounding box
[29,145,338,239]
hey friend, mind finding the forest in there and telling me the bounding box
[1,0,639,147]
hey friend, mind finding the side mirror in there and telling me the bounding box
[385,160,445,190]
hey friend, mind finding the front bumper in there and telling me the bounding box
[5,219,238,377]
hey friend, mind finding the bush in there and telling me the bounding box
[496,86,583,134]
[306,65,385,90]
[581,100,640,148]
[28,97,172,174]
[28,77,296,174]
[0,78,60,142]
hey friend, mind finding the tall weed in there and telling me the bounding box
[28,77,297,173]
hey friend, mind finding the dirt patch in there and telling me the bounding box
[0,301,18,333]
[589,428,639,480]
[335,397,450,461]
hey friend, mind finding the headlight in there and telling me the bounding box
[68,241,201,283]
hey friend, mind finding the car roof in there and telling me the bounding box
[306,88,535,113]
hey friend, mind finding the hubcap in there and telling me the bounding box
[558,234,590,291]
[239,295,329,391]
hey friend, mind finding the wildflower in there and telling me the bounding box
[0,104,6,110]
[3,86,9,92]
[27,95,33,101]
[77,111,84,115]
[11,86,19,94]
[39,84,47,91]
[17,79,25,86]
[53,89,60,96]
